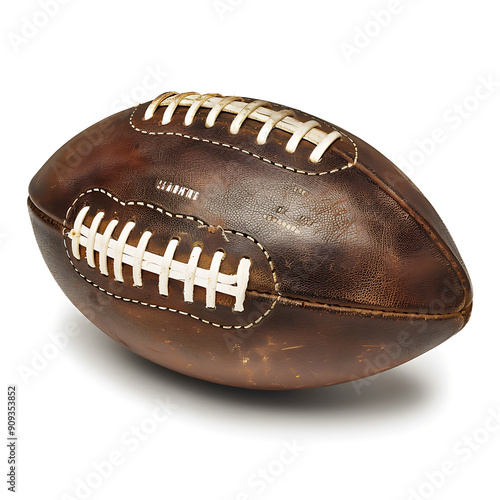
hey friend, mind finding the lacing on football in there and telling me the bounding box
[67,207,251,312]
[143,92,342,163]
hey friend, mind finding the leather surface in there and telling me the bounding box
[63,189,276,327]
[29,199,468,389]
[28,94,473,388]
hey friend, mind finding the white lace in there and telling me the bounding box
[68,208,251,312]
[159,238,179,297]
[143,92,342,163]
[114,221,135,283]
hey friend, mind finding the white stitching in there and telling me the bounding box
[132,230,153,287]
[70,205,89,259]
[183,246,202,303]
[113,221,135,283]
[69,204,259,307]
[130,107,358,175]
[85,211,105,268]
[159,238,179,297]
[142,93,357,165]
[99,219,119,275]
[63,188,279,329]
[292,107,359,166]
[206,250,224,309]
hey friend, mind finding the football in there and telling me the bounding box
[28,91,472,390]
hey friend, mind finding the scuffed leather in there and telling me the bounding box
[28,95,473,389]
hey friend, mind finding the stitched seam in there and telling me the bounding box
[252,291,467,319]
[355,163,468,310]
[260,98,358,163]
[282,105,359,166]
[28,197,62,229]
[63,188,280,330]
[32,196,464,320]
[129,107,358,176]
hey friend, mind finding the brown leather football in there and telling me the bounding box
[28,91,472,390]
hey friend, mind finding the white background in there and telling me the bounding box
[2,1,499,499]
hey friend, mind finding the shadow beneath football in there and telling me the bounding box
[66,311,440,426]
